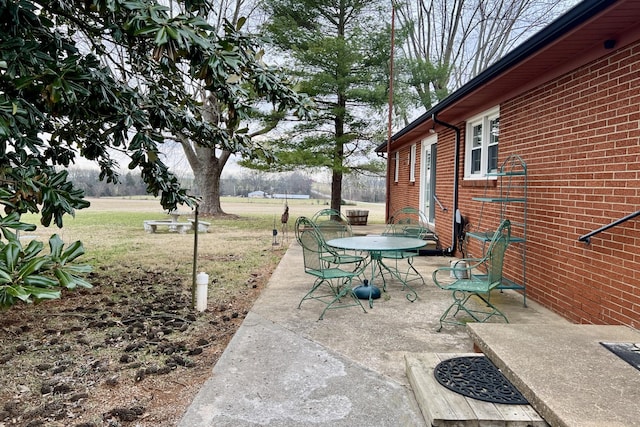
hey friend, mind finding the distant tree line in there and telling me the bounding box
[220,171,314,197]
[68,169,149,198]
[217,172,385,202]
[69,169,385,202]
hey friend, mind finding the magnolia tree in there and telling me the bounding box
[0,0,310,307]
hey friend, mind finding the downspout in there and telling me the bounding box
[432,114,460,256]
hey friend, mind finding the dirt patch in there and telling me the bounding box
[0,266,270,426]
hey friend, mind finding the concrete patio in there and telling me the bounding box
[179,226,640,426]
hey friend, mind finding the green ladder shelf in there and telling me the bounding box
[466,154,527,306]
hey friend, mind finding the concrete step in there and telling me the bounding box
[406,352,548,427]
[467,324,640,427]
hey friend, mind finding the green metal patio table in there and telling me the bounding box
[326,235,426,306]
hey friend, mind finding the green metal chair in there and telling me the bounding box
[295,216,367,320]
[312,208,353,238]
[432,219,511,331]
[377,207,429,298]
[311,209,365,268]
[384,207,431,239]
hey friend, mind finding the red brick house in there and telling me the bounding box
[382,0,640,328]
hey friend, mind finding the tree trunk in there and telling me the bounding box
[331,169,342,212]
[196,162,224,216]
[332,89,347,212]
[180,135,232,216]
[198,149,231,216]
[176,89,235,217]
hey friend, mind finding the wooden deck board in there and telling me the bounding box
[405,353,548,427]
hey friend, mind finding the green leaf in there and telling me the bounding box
[22,286,61,301]
[22,240,45,261]
[5,284,32,301]
[165,25,178,40]
[0,240,21,272]
[0,216,37,231]
[0,269,12,284]
[17,257,49,279]
[48,234,65,259]
[236,16,246,31]
[53,268,92,289]
[134,26,162,36]
[155,27,168,45]
[60,240,86,263]
[54,269,72,288]
[23,275,59,288]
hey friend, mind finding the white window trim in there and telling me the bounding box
[464,106,500,180]
[409,144,417,182]
[394,151,399,182]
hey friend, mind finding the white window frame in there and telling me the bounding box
[394,151,399,182]
[464,106,500,180]
[409,144,417,182]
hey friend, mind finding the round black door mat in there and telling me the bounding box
[434,356,529,405]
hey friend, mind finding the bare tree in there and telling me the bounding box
[395,0,578,111]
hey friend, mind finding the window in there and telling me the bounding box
[465,107,499,179]
[394,152,399,182]
[409,144,416,182]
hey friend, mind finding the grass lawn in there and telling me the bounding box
[0,196,385,426]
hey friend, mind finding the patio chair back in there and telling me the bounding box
[311,208,353,241]
[295,216,326,274]
[384,207,430,238]
[484,219,511,288]
[297,215,365,268]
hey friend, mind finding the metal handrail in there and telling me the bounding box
[433,194,448,212]
[578,209,640,244]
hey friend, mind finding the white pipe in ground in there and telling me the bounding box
[196,272,209,311]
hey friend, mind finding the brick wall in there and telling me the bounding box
[429,127,458,250]
[388,144,421,215]
[468,40,640,327]
[389,40,640,328]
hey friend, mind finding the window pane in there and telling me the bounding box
[394,152,399,182]
[489,118,499,145]
[487,117,499,173]
[465,109,499,179]
[473,124,482,147]
[487,144,498,173]
[472,149,481,173]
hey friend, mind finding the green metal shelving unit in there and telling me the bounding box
[466,154,527,306]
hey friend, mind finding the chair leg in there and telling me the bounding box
[402,257,424,302]
[473,293,509,324]
[438,290,508,331]
[377,257,420,302]
[438,301,458,332]
[298,277,337,309]
[406,257,426,286]
[438,290,476,331]
[318,277,367,320]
